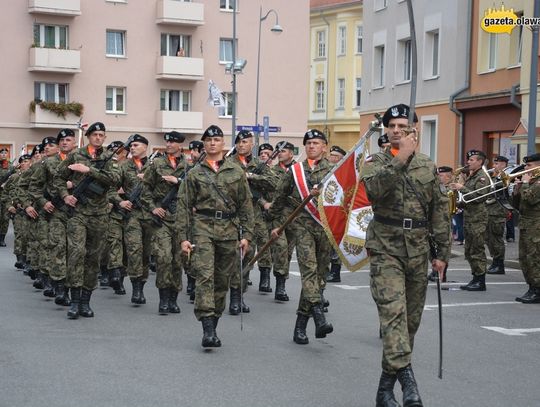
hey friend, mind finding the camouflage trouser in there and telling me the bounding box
[270,223,292,278]
[125,215,154,281]
[66,213,109,290]
[331,248,342,266]
[13,213,27,256]
[48,211,68,281]
[239,215,272,283]
[486,216,505,261]
[0,202,9,235]
[464,217,487,276]
[153,220,182,291]
[294,220,331,315]
[37,216,50,276]
[25,217,40,271]
[192,235,238,320]
[519,228,540,288]
[370,251,428,374]
[107,215,125,270]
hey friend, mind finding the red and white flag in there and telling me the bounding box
[318,138,372,271]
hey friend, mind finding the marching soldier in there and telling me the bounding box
[140,131,186,314]
[450,150,491,291]
[361,104,450,407]
[513,153,540,303]
[269,129,334,345]
[258,143,274,163]
[0,147,13,247]
[53,122,120,319]
[178,125,254,347]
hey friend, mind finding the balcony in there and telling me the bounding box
[30,104,80,129]
[156,111,203,133]
[156,56,204,81]
[156,0,204,26]
[28,0,81,16]
[29,47,81,73]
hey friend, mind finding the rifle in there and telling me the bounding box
[116,182,144,220]
[246,141,287,201]
[0,167,17,187]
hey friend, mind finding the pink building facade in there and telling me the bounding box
[0,0,309,157]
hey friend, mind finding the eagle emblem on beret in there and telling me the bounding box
[391,107,399,117]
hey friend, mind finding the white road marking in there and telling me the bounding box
[330,282,527,290]
[481,327,540,336]
[424,301,518,311]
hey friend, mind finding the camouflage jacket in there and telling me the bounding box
[1,171,21,207]
[28,155,67,211]
[461,167,490,221]
[0,160,15,196]
[269,158,332,230]
[361,150,450,262]
[53,146,120,216]
[17,163,40,209]
[513,175,540,229]
[177,158,254,242]
[140,154,187,223]
[486,173,509,218]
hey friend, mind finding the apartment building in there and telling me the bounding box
[308,0,363,150]
[0,0,309,158]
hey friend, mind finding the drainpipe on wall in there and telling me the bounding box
[449,0,472,164]
[510,83,521,109]
[321,11,330,140]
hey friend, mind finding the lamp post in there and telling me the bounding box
[254,6,283,150]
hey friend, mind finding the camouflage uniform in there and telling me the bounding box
[177,158,254,321]
[361,150,450,374]
[0,159,13,242]
[485,174,508,270]
[2,171,25,258]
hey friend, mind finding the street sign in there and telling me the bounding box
[236,125,281,133]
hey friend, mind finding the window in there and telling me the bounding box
[219,38,235,63]
[315,81,325,110]
[161,34,191,57]
[220,0,235,11]
[106,87,126,113]
[421,119,437,160]
[374,0,387,11]
[34,82,68,104]
[336,78,345,109]
[397,39,412,82]
[488,33,497,70]
[338,26,347,56]
[425,30,439,77]
[510,11,523,65]
[356,25,363,53]
[316,30,326,58]
[33,24,68,49]
[374,45,385,87]
[219,93,233,117]
[355,78,361,108]
[106,30,125,57]
[160,90,191,111]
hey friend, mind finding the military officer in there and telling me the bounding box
[513,153,540,303]
[450,150,491,291]
[361,104,450,407]
[178,125,254,347]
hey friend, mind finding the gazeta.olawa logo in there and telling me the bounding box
[481,4,540,34]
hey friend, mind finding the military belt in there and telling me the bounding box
[196,208,235,220]
[373,214,428,230]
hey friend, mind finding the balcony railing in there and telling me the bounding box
[29,47,81,73]
[28,0,81,16]
[156,56,204,81]
[156,110,203,133]
[156,0,204,26]
[30,104,80,129]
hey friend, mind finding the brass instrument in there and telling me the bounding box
[447,165,468,214]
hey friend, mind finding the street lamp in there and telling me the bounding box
[254,7,283,150]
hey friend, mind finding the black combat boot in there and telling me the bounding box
[293,313,309,345]
[396,365,423,407]
[326,263,341,282]
[168,290,181,313]
[487,259,505,275]
[274,274,289,301]
[186,275,196,296]
[201,317,221,348]
[33,271,45,289]
[42,275,55,297]
[14,255,25,270]
[54,280,71,306]
[79,289,94,318]
[229,287,241,315]
[0,233,6,247]
[131,278,146,304]
[190,289,195,303]
[99,266,109,287]
[521,287,540,304]
[320,289,329,312]
[109,268,122,291]
[149,255,156,273]
[115,275,126,295]
[67,287,81,319]
[516,285,534,302]
[375,371,400,407]
[158,288,169,315]
[258,267,272,293]
[311,303,333,338]
[460,275,486,291]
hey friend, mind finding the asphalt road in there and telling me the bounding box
[1,229,539,407]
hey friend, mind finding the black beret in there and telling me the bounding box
[57,128,75,143]
[382,104,418,128]
[276,141,295,151]
[19,154,32,163]
[0,148,8,153]
[494,155,509,163]
[164,131,185,143]
[85,122,106,136]
[377,133,389,147]
[466,149,487,160]
[189,140,204,151]
[128,134,149,146]
[258,143,273,155]
[330,145,346,156]
[437,166,453,174]
[202,125,224,140]
[41,136,58,146]
[524,153,540,163]
[31,144,44,156]
[303,129,327,145]
[234,130,253,144]
[107,141,125,151]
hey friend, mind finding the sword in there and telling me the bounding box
[436,267,443,379]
